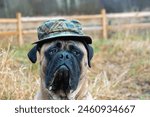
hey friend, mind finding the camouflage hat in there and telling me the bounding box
[33,19,92,44]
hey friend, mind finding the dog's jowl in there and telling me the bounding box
[27,19,94,100]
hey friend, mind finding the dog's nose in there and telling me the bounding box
[59,52,71,60]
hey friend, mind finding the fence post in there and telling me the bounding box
[101,9,108,39]
[16,12,23,46]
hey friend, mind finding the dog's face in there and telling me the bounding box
[28,40,93,97]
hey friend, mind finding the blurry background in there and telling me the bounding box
[0,0,150,18]
[0,0,150,100]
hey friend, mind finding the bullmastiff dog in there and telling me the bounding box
[27,19,94,100]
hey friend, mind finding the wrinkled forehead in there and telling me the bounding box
[40,40,87,53]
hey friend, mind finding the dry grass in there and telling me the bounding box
[0,38,150,100]
[90,39,150,99]
[0,44,39,99]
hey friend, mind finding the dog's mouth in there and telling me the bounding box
[48,65,71,93]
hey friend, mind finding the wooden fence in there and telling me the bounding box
[0,9,150,46]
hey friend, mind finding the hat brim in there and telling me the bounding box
[33,34,92,44]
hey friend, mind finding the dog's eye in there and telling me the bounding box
[49,48,58,55]
[56,42,62,48]
[73,50,80,56]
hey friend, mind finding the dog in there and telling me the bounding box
[27,19,94,100]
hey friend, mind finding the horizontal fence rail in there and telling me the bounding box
[0,9,150,46]
[107,12,150,18]
[21,15,103,22]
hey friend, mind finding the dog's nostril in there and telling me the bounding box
[66,54,69,59]
[60,54,63,59]
[65,54,71,60]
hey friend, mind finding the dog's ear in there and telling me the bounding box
[86,44,94,67]
[83,42,94,68]
[27,45,38,63]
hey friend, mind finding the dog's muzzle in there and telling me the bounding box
[46,51,73,93]
[45,49,81,94]
[50,65,70,92]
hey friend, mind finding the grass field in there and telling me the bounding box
[0,36,150,100]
